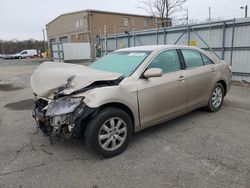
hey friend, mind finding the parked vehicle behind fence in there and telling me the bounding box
[31,45,232,158]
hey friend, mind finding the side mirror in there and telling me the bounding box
[143,68,163,78]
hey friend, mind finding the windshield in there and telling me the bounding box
[90,51,150,77]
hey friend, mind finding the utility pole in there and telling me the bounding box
[241,5,248,18]
[247,5,249,18]
[186,9,190,45]
[42,29,47,55]
[132,20,135,46]
[209,6,212,45]
[209,6,211,22]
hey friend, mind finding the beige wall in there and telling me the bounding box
[71,33,89,43]
[47,11,89,44]
[46,10,164,57]
[47,11,158,44]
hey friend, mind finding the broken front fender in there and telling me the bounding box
[45,97,83,116]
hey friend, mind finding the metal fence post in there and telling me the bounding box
[230,18,236,66]
[133,33,136,47]
[187,26,190,45]
[164,28,167,44]
[127,32,130,47]
[57,43,61,62]
[100,37,104,56]
[115,35,118,50]
[61,43,64,62]
[114,24,118,50]
[221,21,226,60]
[104,25,108,54]
[133,20,136,47]
[156,27,159,45]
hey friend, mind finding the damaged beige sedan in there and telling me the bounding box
[31,45,232,158]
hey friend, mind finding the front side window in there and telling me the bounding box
[90,51,150,77]
[147,50,181,73]
[21,51,27,55]
[182,49,204,68]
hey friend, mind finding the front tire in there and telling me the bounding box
[205,83,224,112]
[84,107,133,158]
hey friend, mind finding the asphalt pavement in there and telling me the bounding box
[0,59,250,188]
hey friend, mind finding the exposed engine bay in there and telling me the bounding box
[31,62,123,143]
[32,97,95,143]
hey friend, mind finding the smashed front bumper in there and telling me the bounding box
[32,96,95,141]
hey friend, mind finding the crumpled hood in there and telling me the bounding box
[30,61,122,98]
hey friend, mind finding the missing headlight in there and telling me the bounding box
[46,97,83,116]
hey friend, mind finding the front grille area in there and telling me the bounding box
[33,98,49,123]
[36,99,48,111]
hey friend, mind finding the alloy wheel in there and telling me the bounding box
[98,117,127,151]
[212,86,223,109]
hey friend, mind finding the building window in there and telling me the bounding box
[79,19,83,27]
[50,38,56,44]
[60,36,68,43]
[75,20,80,28]
[75,19,84,28]
[144,19,149,29]
[124,17,129,27]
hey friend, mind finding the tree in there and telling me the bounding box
[138,0,187,27]
[0,39,47,54]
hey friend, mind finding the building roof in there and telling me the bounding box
[46,9,156,26]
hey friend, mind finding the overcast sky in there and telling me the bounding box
[0,0,249,40]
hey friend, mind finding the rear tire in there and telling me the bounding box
[205,83,224,112]
[84,107,133,158]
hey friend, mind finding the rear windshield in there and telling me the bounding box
[90,51,151,77]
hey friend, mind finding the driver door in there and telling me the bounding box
[137,50,187,128]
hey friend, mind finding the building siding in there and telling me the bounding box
[46,10,160,48]
[47,11,89,45]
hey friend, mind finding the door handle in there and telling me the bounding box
[211,68,217,73]
[178,76,185,81]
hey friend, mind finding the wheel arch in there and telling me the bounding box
[78,102,136,139]
[100,102,135,131]
[217,80,227,96]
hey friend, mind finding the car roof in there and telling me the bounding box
[115,45,221,63]
[116,45,200,52]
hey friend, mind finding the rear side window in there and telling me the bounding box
[182,49,203,68]
[201,54,214,65]
[148,50,181,73]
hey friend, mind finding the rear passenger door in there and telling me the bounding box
[181,49,216,109]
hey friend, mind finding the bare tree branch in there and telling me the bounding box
[137,0,187,27]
